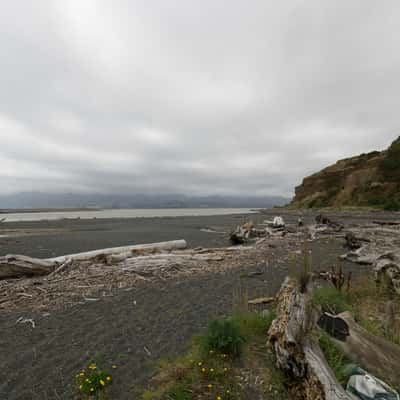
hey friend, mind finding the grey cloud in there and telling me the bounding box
[1,0,399,197]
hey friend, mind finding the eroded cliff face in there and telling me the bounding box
[291,137,400,209]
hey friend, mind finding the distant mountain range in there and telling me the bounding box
[0,192,288,210]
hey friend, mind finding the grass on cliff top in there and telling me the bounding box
[142,311,289,400]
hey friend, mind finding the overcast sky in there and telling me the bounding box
[1,1,399,197]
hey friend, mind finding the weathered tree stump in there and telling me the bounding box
[268,278,354,399]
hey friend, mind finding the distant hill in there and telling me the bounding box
[291,136,400,210]
[0,192,288,210]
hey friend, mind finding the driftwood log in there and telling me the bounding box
[328,312,400,389]
[0,255,56,279]
[0,240,187,280]
[48,239,187,264]
[268,277,354,399]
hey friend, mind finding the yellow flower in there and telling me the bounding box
[210,368,214,372]
[85,378,89,382]
[100,379,105,386]
[201,367,206,372]
[226,389,230,393]
[79,385,83,389]
[198,362,202,366]
[223,367,228,372]
[106,376,111,381]
[217,396,222,400]
[90,388,94,392]
[207,384,213,389]
[88,363,97,370]
[79,372,84,377]
[112,365,117,369]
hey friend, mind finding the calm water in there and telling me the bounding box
[1,208,257,222]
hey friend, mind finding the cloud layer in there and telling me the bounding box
[1,0,399,196]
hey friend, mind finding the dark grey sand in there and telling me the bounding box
[0,209,397,399]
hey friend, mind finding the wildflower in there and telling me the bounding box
[106,376,111,381]
[79,372,84,377]
[100,379,105,386]
[210,368,214,372]
[88,363,97,370]
[198,362,202,366]
[112,365,117,369]
[207,384,213,389]
[209,350,214,354]
[217,396,222,400]
[85,378,90,382]
[223,367,228,372]
[90,388,94,392]
[201,367,206,372]
[79,385,83,389]
[226,389,230,394]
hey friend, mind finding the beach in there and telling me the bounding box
[1,208,398,399]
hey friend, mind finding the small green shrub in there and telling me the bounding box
[312,286,351,314]
[319,332,351,386]
[384,198,400,211]
[75,362,113,399]
[201,318,244,357]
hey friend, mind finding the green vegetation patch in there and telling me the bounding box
[312,286,352,314]
[142,311,288,400]
[380,136,400,182]
[318,332,352,386]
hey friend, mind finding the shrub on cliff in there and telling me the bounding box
[380,136,400,181]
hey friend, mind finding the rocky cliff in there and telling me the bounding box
[291,137,400,210]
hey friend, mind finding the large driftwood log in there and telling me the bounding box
[47,240,187,264]
[268,278,354,400]
[332,312,400,388]
[0,240,187,280]
[0,255,56,279]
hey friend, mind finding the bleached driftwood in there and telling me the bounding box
[0,240,187,280]
[47,240,187,264]
[248,296,275,305]
[268,277,354,400]
[373,252,400,295]
[0,255,56,279]
[330,312,400,389]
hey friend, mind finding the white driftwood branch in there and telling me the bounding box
[47,240,187,264]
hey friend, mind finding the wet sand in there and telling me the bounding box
[0,212,262,258]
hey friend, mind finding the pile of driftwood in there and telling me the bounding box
[0,240,257,311]
[341,220,400,294]
[268,277,400,399]
[229,217,307,245]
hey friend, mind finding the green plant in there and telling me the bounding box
[232,311,276,340]
[380,137,400,181]
[75,362,114,399]
[201,318,244,358]
[384,198,400,211]
[319,332,350,386]
[165,382,192,400]
[312,286,351,314]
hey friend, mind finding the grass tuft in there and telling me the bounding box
[318,332,351,386]
[312,286,352,314]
